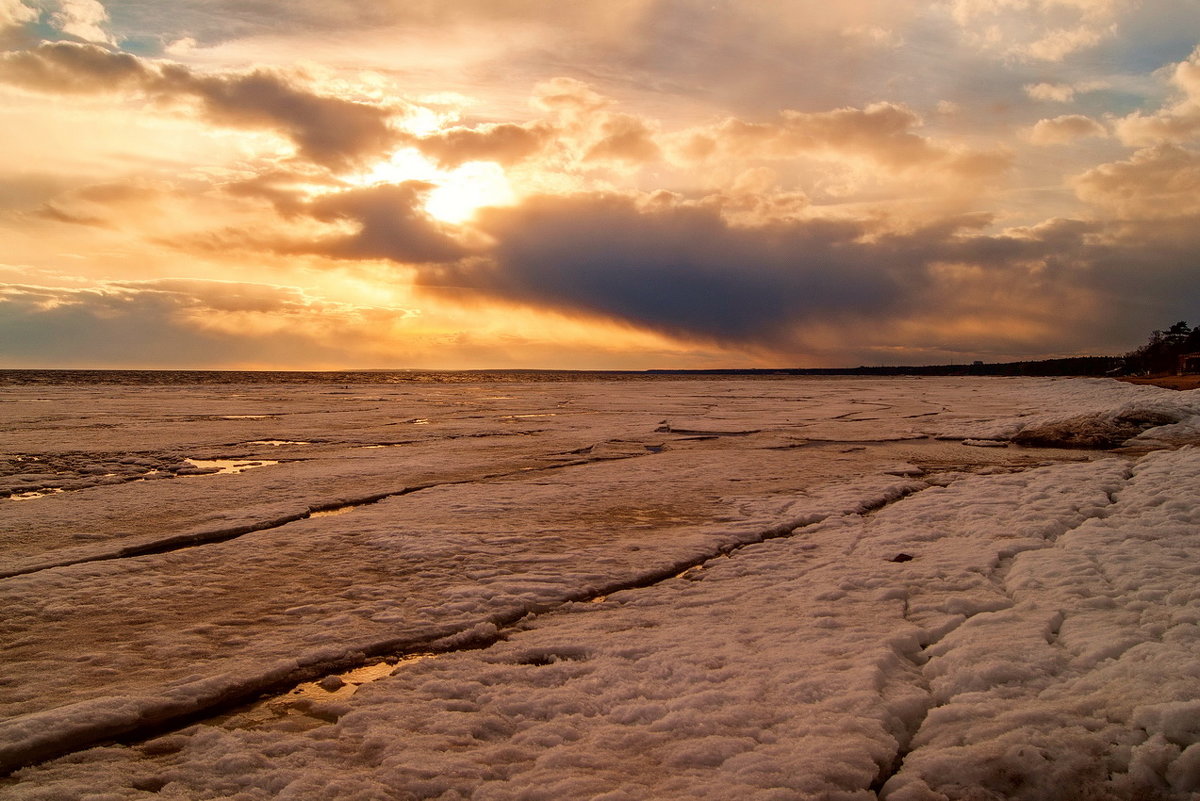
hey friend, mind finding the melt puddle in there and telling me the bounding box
[309,504,357,518]
[184,458,279,475]
[244,440,312,446]
[8,488,65,501]
[213,654,434,731]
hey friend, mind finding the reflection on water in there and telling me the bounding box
[185,458,279,475]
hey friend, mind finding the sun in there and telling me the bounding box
[352,150,515,224]
[423,161,515,224]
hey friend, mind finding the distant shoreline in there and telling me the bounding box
[0,355,1128,381]
[4,358,1197,389]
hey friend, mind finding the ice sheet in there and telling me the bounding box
[2,377,1199,798]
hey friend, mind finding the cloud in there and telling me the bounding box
[1024,82,1076,102]
[532,76,613,116]
[0,42,399,169]
[1022,23,1113,62]
[584,113,661,164]
[380,186,1196,361]
[0,0,36,31]
[33,202,108,226]
[0,40,147,91]
[26,178,167,228]
[93,1,656,48]
[158,66,398,169]
[0,272,719,370]
[0,278,416,367]
[948,0,1125,62]
[1074,144,1200,218]
[411,192,986,349]
[1177,46,1200,103]
[1025,114,1107,144]
[221,169,341,218]
[1115,46,1200,147]
[189,181,469,265]
[409,122,552,168]
[302,183,469,263]
[676,102,1010,181]
[528,78,663,166]
[51,0,114,45]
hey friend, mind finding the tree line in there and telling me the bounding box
[1124,321,1200,375]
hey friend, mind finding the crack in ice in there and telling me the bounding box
[872,462,1136,798]
[0,449,663,580]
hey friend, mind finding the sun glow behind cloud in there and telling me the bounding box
[350,149,515,224]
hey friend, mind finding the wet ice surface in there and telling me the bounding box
[2,376,1200,798]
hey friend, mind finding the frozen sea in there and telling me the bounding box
[3,372,1200,800]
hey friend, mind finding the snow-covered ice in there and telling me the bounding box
[2,375,1200,799]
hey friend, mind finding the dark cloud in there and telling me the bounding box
[0,41,148,91]
[414,193,931,347]
[302,182,468,263]
[386,190,1197,359]
[0,43,398,169]
[156,64,397,169]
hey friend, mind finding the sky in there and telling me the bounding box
[1,0,1198,369]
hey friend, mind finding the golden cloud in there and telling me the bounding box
[1075,144,1200,218]
[1025,114,1107,145]
[1116,47,1200,147]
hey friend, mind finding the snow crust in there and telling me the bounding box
[933,378,1200,448]
[3,376,1200,799]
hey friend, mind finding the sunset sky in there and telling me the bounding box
[1,1,1198,369]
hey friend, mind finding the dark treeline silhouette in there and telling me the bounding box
[1123,321,1200,375]
[648,322,1200,378]
[647,356,1125,378]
